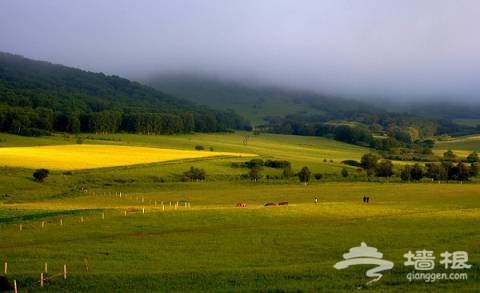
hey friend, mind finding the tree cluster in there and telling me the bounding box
[400,150,479,182]
[360,153,394,177]
[183,166,206,181]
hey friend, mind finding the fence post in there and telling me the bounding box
[13,280,17,293]
[19,224,22,231]
[42,221,45,228]
[40,273,44,288]
[63,264,67,280]
[4,262,7,275]
[44,262,48,273]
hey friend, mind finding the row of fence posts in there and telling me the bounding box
[14,200,192,232]
[4,261,67,291]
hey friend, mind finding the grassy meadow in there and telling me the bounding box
[0,132,479,292]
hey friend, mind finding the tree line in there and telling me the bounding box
[0,52,251,136]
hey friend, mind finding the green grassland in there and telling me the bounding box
[1,132,479,292]
[435,134,480,155]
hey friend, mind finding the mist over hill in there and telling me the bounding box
[146,73,480,124]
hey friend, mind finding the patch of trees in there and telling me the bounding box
[0,52,251,136]
[233,158,291,170]
[182,166,206,181]
[359,153,394,178]
[400,150,479,182]
[261,109,477,153]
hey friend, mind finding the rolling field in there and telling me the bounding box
[1,132,479,292]
[435,135,480,156]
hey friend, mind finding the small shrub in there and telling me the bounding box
[33,168,49,182]
[314,173,323,180]
[195,145,205,151]
[342,160,361,167]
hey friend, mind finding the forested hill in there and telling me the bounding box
[0,52,251,136]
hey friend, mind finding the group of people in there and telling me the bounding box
[362,195,370,203]
[313,195,371,204]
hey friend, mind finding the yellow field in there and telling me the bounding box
[0,144,255,170]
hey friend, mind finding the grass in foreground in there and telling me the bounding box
[1,182,479,292]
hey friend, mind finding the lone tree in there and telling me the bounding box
[360,153,379,176]
[33,168,49,182]
[248,167,263,182]
[297,166,311,185]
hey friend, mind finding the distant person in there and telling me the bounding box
[314,197,318,205]
[366,196,370,204]
[363,195,366,203]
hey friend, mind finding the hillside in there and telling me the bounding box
[0,52,251,136]
[147,74,478,145]
[146,73,380,125]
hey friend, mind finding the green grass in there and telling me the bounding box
[1,182,479,292]
[1,132,480,292]
[435,134,480,155]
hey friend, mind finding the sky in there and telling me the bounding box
[1,0,480,102]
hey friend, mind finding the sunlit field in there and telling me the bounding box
[0,144,255,170]
[1,132,479,292]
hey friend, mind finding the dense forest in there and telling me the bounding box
[0,52,251,136]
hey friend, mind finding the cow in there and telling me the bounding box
[236,202,247,208]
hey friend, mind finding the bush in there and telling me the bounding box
[194,145,205,151]
[264,160,291,169]
[33,168,49,182]
[183,166,206,181]
[342,160,361,167]
[314,173,323,180]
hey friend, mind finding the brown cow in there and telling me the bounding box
[264,202,276,207]
[278,201,288,206]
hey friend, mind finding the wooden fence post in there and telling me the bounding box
[63,264,67,280]
[13,280,17,293]
[40,273,44,288]
[4,262,7,275]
